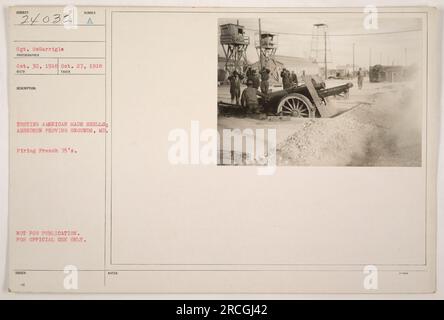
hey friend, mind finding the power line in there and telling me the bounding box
[244,27,421,37]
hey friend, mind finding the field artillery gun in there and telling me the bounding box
[218,75,353,118]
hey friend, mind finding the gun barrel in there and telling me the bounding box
[318,82,353,98]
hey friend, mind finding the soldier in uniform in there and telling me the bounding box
[291,70,298,86]
[281,68,291,89]
[357,68,364,90]
[259,67,271,94]
[228,71,241,105]
[246,67,253,79]
[248,69,260,89]
[241,79,265,114]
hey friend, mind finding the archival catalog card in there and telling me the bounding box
[7,6,439,293]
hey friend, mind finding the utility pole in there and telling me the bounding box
[352,43,356,77]
[258,18,263,69]
[369,48,372,69]
[310,24,330,78]
[324,30,327,79]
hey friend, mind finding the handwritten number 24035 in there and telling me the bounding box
[20,13,73,25]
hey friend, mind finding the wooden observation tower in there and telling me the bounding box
[255,29,280,82]
[219,23,250,75]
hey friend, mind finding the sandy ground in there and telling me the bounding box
[217,78,422,167]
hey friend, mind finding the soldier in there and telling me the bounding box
[291,70,298,86]
[357,68,364,90]
[241,79,265,114]
[245,67,253,79]
[248,69,260,89]
[259,67,270,94]
[228,71,241,105]
[281,68,291,89]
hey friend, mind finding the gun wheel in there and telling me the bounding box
[277,93,315,118]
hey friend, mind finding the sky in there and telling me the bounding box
[218,15,423,69]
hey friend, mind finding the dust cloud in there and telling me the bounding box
[277,81,422,167]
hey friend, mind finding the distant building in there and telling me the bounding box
[250,55,320,83]
[331,64,354,79]
[218,56,229,82]
[275,55,320,76]
[370,65,405,83]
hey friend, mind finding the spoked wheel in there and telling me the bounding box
[276,93,315,118]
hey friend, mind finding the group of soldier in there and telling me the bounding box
[227,66,300,114]
[227,67,267,113]
[280,68,299,90]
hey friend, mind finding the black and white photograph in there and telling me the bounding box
[217,16,424,166]
[2,3,440,298]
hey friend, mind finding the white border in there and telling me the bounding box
[0,0,442,299]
